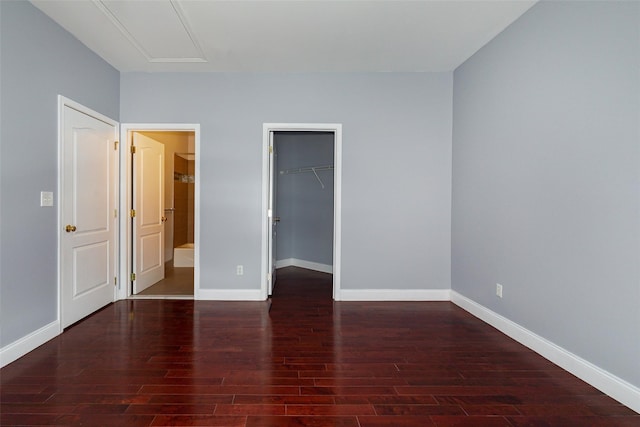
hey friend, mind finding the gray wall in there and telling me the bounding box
[0,1,120,347]
[275,132,334,267]
[121,72,453,291]
[452,0,640,387]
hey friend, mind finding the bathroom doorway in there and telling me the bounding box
[119,125,199,299]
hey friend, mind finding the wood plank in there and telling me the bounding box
[1,267,637,426]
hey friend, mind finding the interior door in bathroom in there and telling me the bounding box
[132,132,165,293]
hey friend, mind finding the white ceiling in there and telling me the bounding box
[31,0,536,73]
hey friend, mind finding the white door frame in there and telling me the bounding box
[57,96,119,330]
[261,123,342,300]
[118,124,201,300]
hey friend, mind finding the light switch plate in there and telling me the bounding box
[40,191,54,207]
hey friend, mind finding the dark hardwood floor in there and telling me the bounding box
[1,267,637,426]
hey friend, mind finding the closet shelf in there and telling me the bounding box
[279,165,333,175]
[279,165,334,189]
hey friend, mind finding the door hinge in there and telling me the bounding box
[269,145,273,154]
[131,145,136,154]
[114,209,118,218]
[131,273,136,281]
[114,277,117,286]
[130,209,136,218]
[267,273,272,281]
[114,140,119,150]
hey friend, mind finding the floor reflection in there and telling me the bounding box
[2,267,636,425]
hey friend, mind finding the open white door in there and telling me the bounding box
[132,133,165,293]
[60,100,118,328]
[267,131,278,296]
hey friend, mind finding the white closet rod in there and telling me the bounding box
[279,165,334,189]
[279,165,333,175]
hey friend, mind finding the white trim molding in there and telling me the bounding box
[451,291,640,413]
[337,289,451,301]
[261,123,342,301]
[0,321,60,368]
[276,258,333,274]
[195,288,264,301]
[119,123,201,302]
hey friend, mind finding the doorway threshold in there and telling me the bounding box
[129,295,193,300]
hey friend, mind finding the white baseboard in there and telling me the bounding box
[451,291,640,414]
[195,288,265,301]
[0,321,60,368]
[276,258,333,274]
[337,289,451,301]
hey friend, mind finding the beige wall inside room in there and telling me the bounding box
[173,155,195,247]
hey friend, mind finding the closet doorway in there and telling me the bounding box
[262,124,342,300]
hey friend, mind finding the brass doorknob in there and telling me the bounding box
[65,225,77,232]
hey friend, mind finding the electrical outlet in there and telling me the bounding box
[236,265,244,276]
[496,283,503,298]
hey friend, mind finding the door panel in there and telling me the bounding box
[73,242,110,296]
[133,133,165,293]
[62,105,117,328]
[140,234,162,273]
[75,133,110,231]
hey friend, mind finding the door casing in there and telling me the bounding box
[118,124,201,300]
[261,123,342,300]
